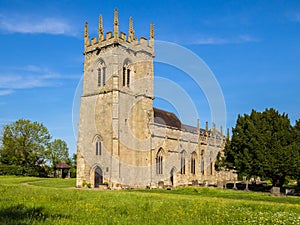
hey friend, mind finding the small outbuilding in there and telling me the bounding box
[55,162,71,178]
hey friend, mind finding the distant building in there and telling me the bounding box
[76,9,235,188]
[55,162,70,179]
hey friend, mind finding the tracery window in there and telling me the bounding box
[102,67,106,86]
[122,67,126,86]
[97,69,101,87]
[97,59,106,87]
[123,59,132,87]
[127,69,130,87]
[191,152,197,175]
[94,135,102,156]
[156,148,163,175]
[96,140,102,155]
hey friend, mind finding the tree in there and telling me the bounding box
[48,139,69,167]
[293,120,300,185]
[0,119,51,176]
[69,153,77,178]
[223,108,297,187]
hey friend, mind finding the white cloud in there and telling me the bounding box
[192,34,259,45]
[0,74,55,89]
[0,14,76,36]
[234,34,259,43]
[23,65,47,73]
[0,89,14,96]
[193,37,227,45]
[0,65,80,95]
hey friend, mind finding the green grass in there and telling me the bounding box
[0,176,299,225]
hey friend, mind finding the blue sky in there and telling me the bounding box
[0,0,299,155]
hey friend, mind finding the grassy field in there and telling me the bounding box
[0,176,299,225]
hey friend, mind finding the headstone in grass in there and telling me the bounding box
[285,188,295,196]
[270,187,281,196]
[158,181,164,189]
[217,180,223,188]
[192,180,198,186]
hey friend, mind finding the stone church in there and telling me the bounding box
[76,9,234,188]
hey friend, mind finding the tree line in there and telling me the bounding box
[0,119,76,177]
[216,108,300,187]
[1,108,299,187]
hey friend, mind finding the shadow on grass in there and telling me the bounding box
[0,204,69,225]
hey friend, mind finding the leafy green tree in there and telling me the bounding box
[293,120,300,185]
[223,108,297,187]
[0,119,51,176]
[68,153,77,178]
[214,152,222,172]
[48,139,69,167]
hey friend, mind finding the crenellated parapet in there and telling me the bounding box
[83,8,154,56]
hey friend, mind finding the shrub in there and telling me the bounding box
[82,180,91,188]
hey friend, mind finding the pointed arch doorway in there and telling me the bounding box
[94,167,103,188]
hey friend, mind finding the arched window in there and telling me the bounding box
[102,67,106,86]
[123,59,132,87]
[201,150,204,175]
[97,59,106,87]
[97,68,101,87]
[191,152,197,175]
[127,68,130,87]
[180,151,186,175]
[96,140,102,155]
[93,135,102,156]
[156,148,163,174]
[122,67,126,86]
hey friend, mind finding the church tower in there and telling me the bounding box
[76,9,155,188]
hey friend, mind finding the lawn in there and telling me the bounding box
[0,176,299,225]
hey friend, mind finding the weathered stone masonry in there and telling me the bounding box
[76,9,234,188]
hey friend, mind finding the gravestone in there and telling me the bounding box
[285,188,295,196]
[192,180,199,186]
[158,181,164,189]
[270,187,281,196]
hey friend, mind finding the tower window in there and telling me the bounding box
[102,67,106,86]
[123,67,126,86]
[122,59,132,88]
[97,68,106,87]
[97,69,101,87]
[97,59,106,87]
[96,141,102,155]
[122,67,131,87]
[127,69,130,87]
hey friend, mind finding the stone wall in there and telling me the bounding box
[76,10,231,189]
